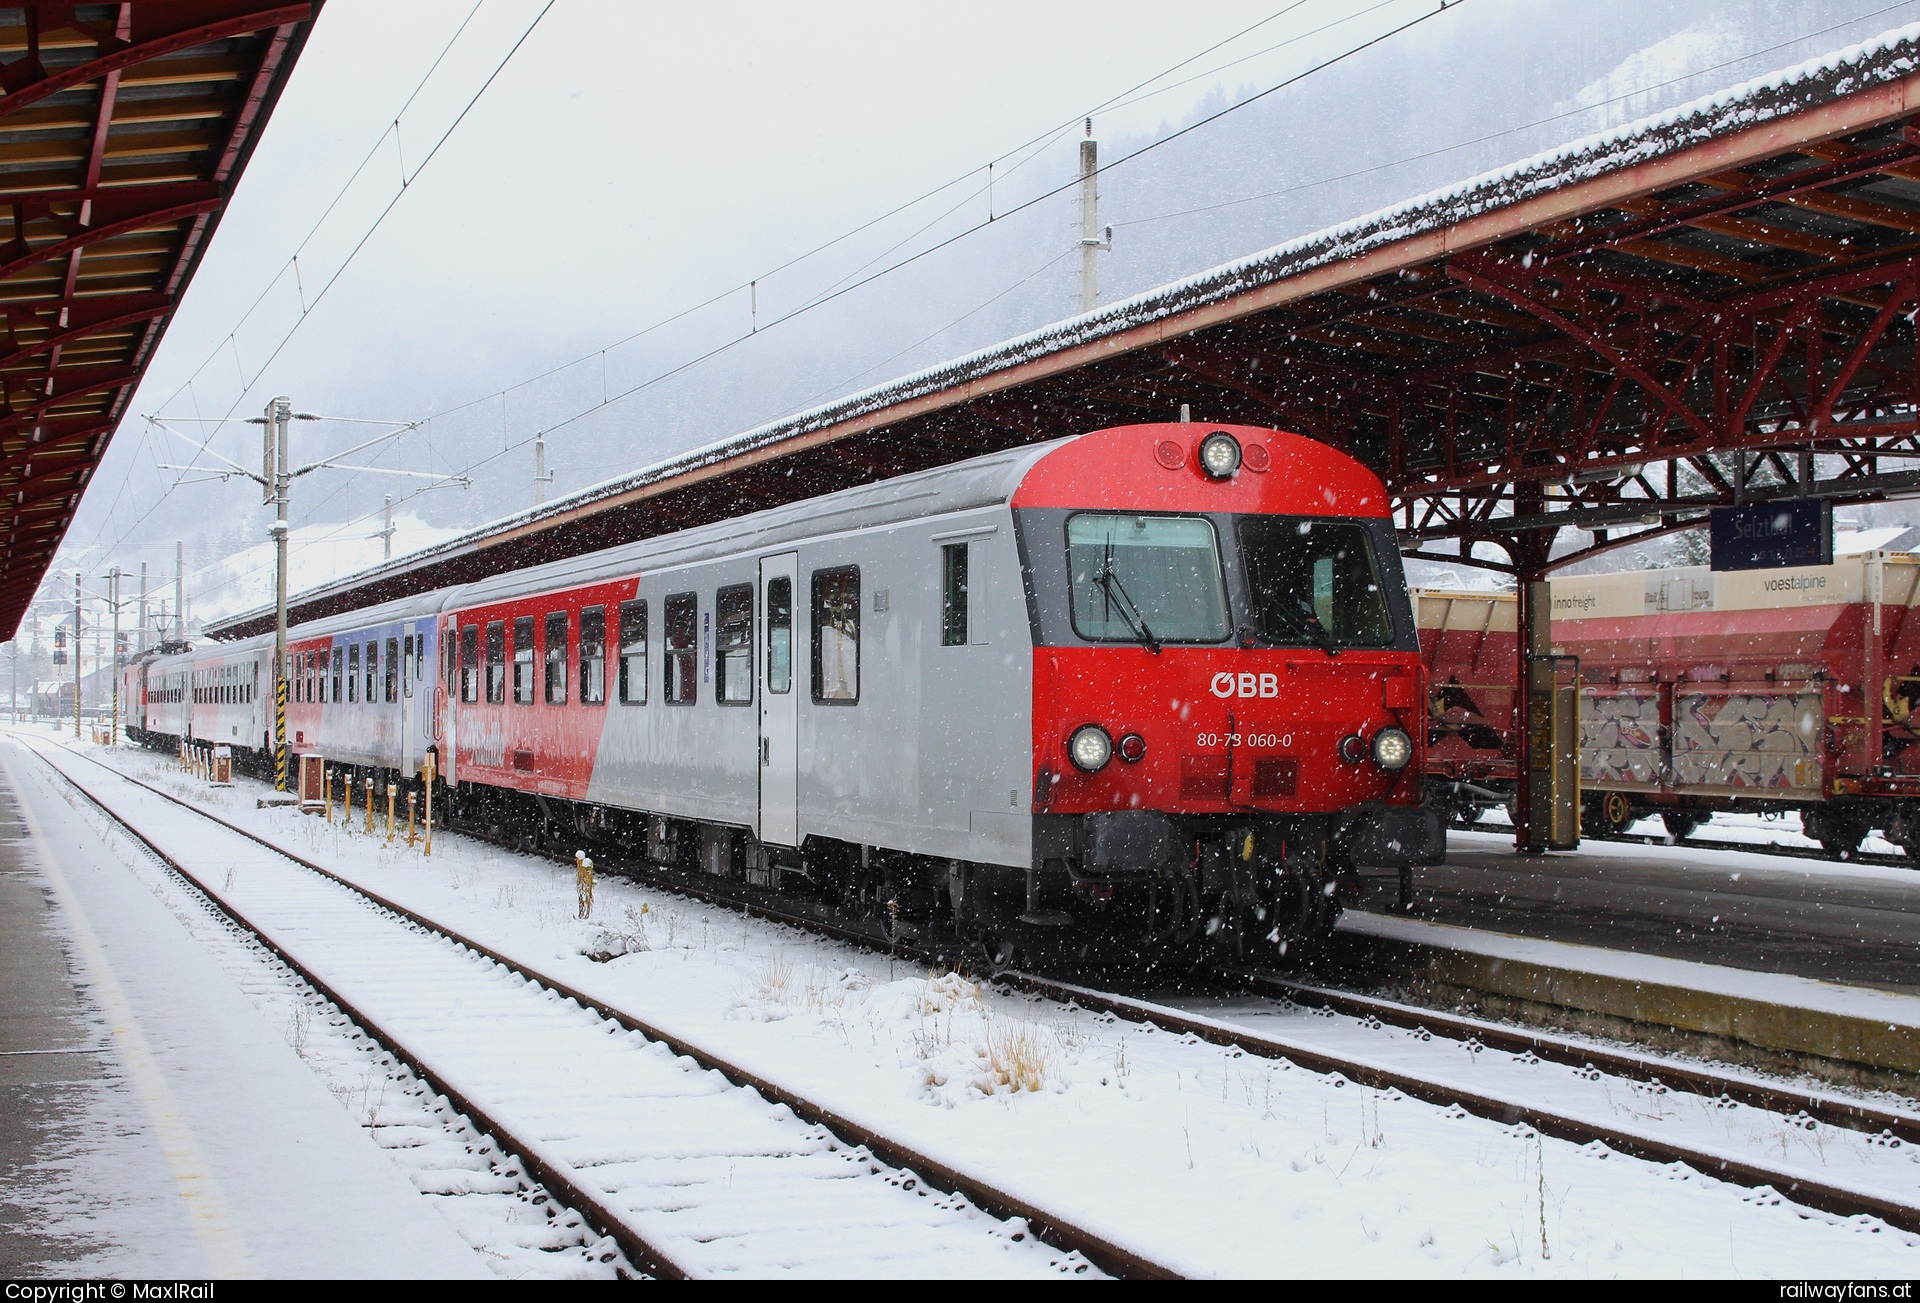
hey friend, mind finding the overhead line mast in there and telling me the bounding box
[1079,119,1112,314]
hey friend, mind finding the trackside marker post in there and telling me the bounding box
[423,754,434,859]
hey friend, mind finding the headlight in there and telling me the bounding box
[1372,726,1413,771]
[1198,431,1242,479]
[1068,724,1114,772]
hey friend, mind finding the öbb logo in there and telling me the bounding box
[1211,672,1280,699]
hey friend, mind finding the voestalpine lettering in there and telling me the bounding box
[1209,672,1280,698]
[1761,574,1827,592]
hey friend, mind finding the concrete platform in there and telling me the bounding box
[1372,826,1920,996]
[0,739,488,1278]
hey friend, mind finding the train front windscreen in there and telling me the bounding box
[1056,510,1412,652]
[1064,513,1230,645]
[1237,516,1402,650]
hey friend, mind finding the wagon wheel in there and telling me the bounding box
[1803,806,1868,859]
[1660,811,1704,842]
[1586,791,1637,838]
[1264,855,1334,967]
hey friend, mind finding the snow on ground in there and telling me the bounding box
[63,733,1920,1278]
[0,740,494,1279]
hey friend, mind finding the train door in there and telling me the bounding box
[401,624,420,774]
[759,553,799,846]
[436,616,457,786]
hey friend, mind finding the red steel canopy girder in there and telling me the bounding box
[0,1,319,641]
[208,28,1920,638]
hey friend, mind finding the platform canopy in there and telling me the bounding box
[0,1,319,642]
[213,23,1920,639]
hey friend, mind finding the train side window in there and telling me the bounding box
[940,543,968,646]
[811,566,860,704]
[513,616,536,705]
[347,644,360,703]
[545,612,569,705]
[715,584,753,705]
[402,634,415,699]
[462,626,480,703]
[664,592,696,705]
[580,606,606,706]
[332,647,343,702]
[618,600,647,704]
[486,620,506,704]
[766,577,791,694]
[365,640,378,704]
[385,637,399,703]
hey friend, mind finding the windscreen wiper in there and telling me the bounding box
[1097,541,1162,654]
[1267,600,1340,657]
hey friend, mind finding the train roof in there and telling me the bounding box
[447,438,1062,610]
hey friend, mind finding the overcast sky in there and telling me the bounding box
[35,0,1920,630]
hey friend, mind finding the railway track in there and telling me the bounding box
[23,739,1151,1280]
[1231,971,1920,1143]
[1470,817,1916,870]
[63,742,1920,1243]
[1604,829,1914,869]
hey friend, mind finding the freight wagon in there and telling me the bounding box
[1412,553,1920,857]
[1550,553,1920,855]
[1414,586,1519,825]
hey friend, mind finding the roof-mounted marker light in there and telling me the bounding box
[1199,431,1241,479]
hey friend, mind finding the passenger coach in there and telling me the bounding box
[130,422,1441,961]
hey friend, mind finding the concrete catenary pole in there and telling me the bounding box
[534,436,552,507]
[105,567,121,746]
[268,395,291,791]
[72,572,81,739]
[138,561,148,652]
[174,540,184,647]
[1077,120,1112,314]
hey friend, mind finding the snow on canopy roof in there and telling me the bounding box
[208,20,1920,638]
[469,20,1920,519]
